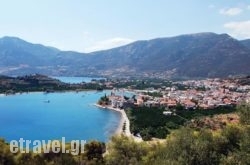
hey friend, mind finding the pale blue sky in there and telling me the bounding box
[0,0,249,52]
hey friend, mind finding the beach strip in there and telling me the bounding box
[94,104,131,136]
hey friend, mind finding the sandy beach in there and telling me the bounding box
[94,103,143,142]
[94,104,131,136]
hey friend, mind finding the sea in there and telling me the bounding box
[0,77,120,143]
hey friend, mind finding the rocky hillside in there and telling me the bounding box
[0,33,250,78]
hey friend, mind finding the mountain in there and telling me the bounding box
[0,33,250,78]
[241,39,250,50]
[0,36,87,76]
[88,32,250,78]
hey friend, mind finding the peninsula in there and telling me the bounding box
[0,74,108,94]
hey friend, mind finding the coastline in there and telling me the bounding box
[0,89,112,96]
[1,90,140,142]
[94,103,143,142]
[94,104,132,137]
[0,89,107,95]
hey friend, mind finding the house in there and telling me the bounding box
[182,99,196,109]
[163,111,173,116]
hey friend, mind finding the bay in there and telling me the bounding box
[0,90,120,142]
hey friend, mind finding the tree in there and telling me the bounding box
[98,94,110,105]
[123,96,129,100]
[237,103,250,125]
[122,122,126,132]
[146,127,222,165]
[217,125,250,165]
[84,141,105,162]
[176,103,184,111]
[17,153,36,165]
[42,150,77,165]
[0,139,15,165]
[221,125,242,152]
[105,135,149,165]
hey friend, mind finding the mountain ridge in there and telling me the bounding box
[0,32,250,78]
[241,39,250,50]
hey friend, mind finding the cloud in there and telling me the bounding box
[84,37,134,52]
[248,5,250,10]
[219,7,242,16]
[224,20,250,38]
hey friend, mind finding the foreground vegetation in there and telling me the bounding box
[0,103,249,165]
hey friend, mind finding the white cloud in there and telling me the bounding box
[224,20,250,38]
[219,7,242,16]
[248,5,250,10]
[84,37,134,52]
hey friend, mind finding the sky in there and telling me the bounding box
[0,0,249,52]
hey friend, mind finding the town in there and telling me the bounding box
[101,77,250,111]
[95,76,250,141]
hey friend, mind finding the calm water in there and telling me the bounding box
[53,76,105,84]
[0,90,121,142]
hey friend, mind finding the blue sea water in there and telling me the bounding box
[0,90,120,142]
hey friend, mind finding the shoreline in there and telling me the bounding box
[0,89,110,96]
[94,104,132,137]
[94,104,143,142]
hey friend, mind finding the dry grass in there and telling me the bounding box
[188,113,239,131]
